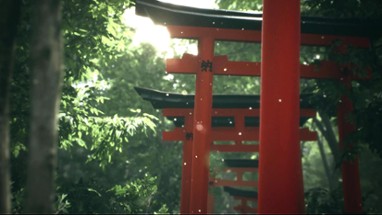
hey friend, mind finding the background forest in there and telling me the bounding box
[1,0,382,214]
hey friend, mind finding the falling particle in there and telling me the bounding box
[184,162,187,166]
[339,99,342,103]
[189,112,192,115]
[195,155,198,158]
[229,121,233,124]
[200,98,203,101]
[212,21,215,24]
[323,94,327,98]
[198,209,201,212]
[321,35,325,39]
[241,28,245,30]
[238,132,242,136]
[278,99,282,102]
[181,31,184,34]
[196,124,204,131]
[223,68,228,72]
[221,158,225,162]
[249,107,253,110]
[166,93,169,96]
[174,118,177,121]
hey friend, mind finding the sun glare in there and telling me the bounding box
[122,0,217,58]
[123,8,171,54]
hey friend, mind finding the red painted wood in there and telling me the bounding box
[167,53,342,79]
[210,144,259,152]
[338,77,363,213]
[211,167,258,187]
[168,25,262,42]
[163,127,316,143]
[180,115,193,213]
[162,108,317,144]
[258,0,304,213]
[207,194,214,214]
[180,139,192,213]
[167,25,370,47]
[212,179,258,187]
[163,108,315,118]
[188,37,214,214]
[233,197,258,214]
[166,53,198,74]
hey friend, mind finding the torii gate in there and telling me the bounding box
[135,87,318,213]
[135,0,376,213]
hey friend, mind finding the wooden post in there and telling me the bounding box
[180,139,192,213]
[180,114,193,213]
[259,0,304,213]
[338,77,363,213]
[189,37,214,213]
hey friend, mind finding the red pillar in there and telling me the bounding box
[338,78,363,213]
[188,37,214,213]
[180,113,193,213]
[180,139,192,213]
[258,0,304,213]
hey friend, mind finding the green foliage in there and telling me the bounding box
[108,176,163,213]
[216,0,262,11]
[8,0,382,213]
[56,193,71,214]
[304,187,342,214]
[301,0,382,18]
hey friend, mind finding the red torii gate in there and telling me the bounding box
[136,87,317,213]
[135,0,374,213]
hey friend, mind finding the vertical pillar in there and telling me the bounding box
[338,77,363,213]
[207,193,214,213]
[189,37,214,213]
[180,114,193,213]
[180,137,192,212]
[259,0,304,213]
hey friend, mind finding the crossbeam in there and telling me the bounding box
[167,53,371,80]
[167,25,370,47]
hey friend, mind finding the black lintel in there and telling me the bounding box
[166,116,310,127]
[134,87,314,109]
[135,0,382,38]
[223,186,258,198]
[224,159,259,168]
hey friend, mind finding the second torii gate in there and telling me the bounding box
[135,87,318,213]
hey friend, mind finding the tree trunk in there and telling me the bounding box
[0,0,22,213]
[314,112,340,166]
[25,0,63,213]
[317,136,335,191]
